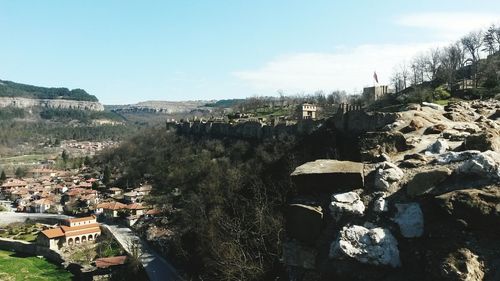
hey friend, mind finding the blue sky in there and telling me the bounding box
[0,1,499,104]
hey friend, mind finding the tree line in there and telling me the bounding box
[390,24,500,98]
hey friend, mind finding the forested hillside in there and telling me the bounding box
[0,79,98,102]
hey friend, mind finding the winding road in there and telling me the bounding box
[0,212,182,281]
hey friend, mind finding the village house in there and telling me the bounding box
[123,191,139,203]
[302,103,317,120]
[96,201,128,218]
[38,215,101,250]
[107,187,123,197]
[31,198,55,213]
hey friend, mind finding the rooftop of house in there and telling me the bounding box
[94,256,127,269]
[97,201,128,210]
[127,203,146,210]
[65,215,96,224]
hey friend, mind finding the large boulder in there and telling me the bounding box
[435,187,500,231]
[406,167,452,197]
[291,160,364,193]
[329,192,365,221]
[455,150,500,180]
[461,130,500,152]
[424,124,447,134]
[393,203,424,238]
[286,204,323,245]
[374,162,404,192]
[329,225,400,267]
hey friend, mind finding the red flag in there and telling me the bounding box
[373,71,379,83]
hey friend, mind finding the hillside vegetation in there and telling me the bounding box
[0,79,98,102]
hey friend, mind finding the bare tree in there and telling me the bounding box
[461,31,484,88]
[399,63,410,89]
[440,42,464,90]
[425,48,441,81]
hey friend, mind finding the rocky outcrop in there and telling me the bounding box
[0,97,104,111]
[406,167,451,197]
[329,225,401,267]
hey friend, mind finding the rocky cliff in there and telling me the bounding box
[0,97,104,111]
[112,100,211,114]
[284,99,500,281]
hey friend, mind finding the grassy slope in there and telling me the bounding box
[0,250,73,281]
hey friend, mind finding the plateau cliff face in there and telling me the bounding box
[0,97,104,111]
[111,100,212,114]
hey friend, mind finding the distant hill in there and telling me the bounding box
[0,79,98,102]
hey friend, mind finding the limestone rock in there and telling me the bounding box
[461,130,500,152]
[393,203,424,238]
[329,225,400,267]
[329,192,365,221]
[283,240,317,269]
[455,150,500,180]
[291,160,364,193]
[424,124,447,134]
[406,167,452,197]
[426,139,449,155]
[436,150,482,164]
[374,162,404,192]
[440,248,484,281]
[286,204,323,245]
[401,119,424,133]
[0,96,104,111]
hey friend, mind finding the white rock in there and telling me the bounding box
[393,203,424,238]
[329,225,401,267]
[456,150,500,180]
[374,162,404,191]
[422,102,444,111]
[425,139,449,155]
[373,196,388,213]
[330,192,365,221]
[436,150,482,164]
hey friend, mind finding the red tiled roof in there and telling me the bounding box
[146,209,160,215]
[127,203,146,210]
[97,201,127,210]
[41,228,65,238]
[95,256,127,268]
[65,215,96,224]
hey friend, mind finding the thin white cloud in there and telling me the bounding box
[395,12,499,40]
[233,43,440,94]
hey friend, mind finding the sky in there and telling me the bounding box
[0,1,499,104]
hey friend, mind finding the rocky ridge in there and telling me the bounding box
[0,97,104,111]
[284,99,500,281]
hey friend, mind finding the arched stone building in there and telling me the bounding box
[38,215,101,250]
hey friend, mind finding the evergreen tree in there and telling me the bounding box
[102,166,111,185]
[61,150,69,163]
[0,170,6,181]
